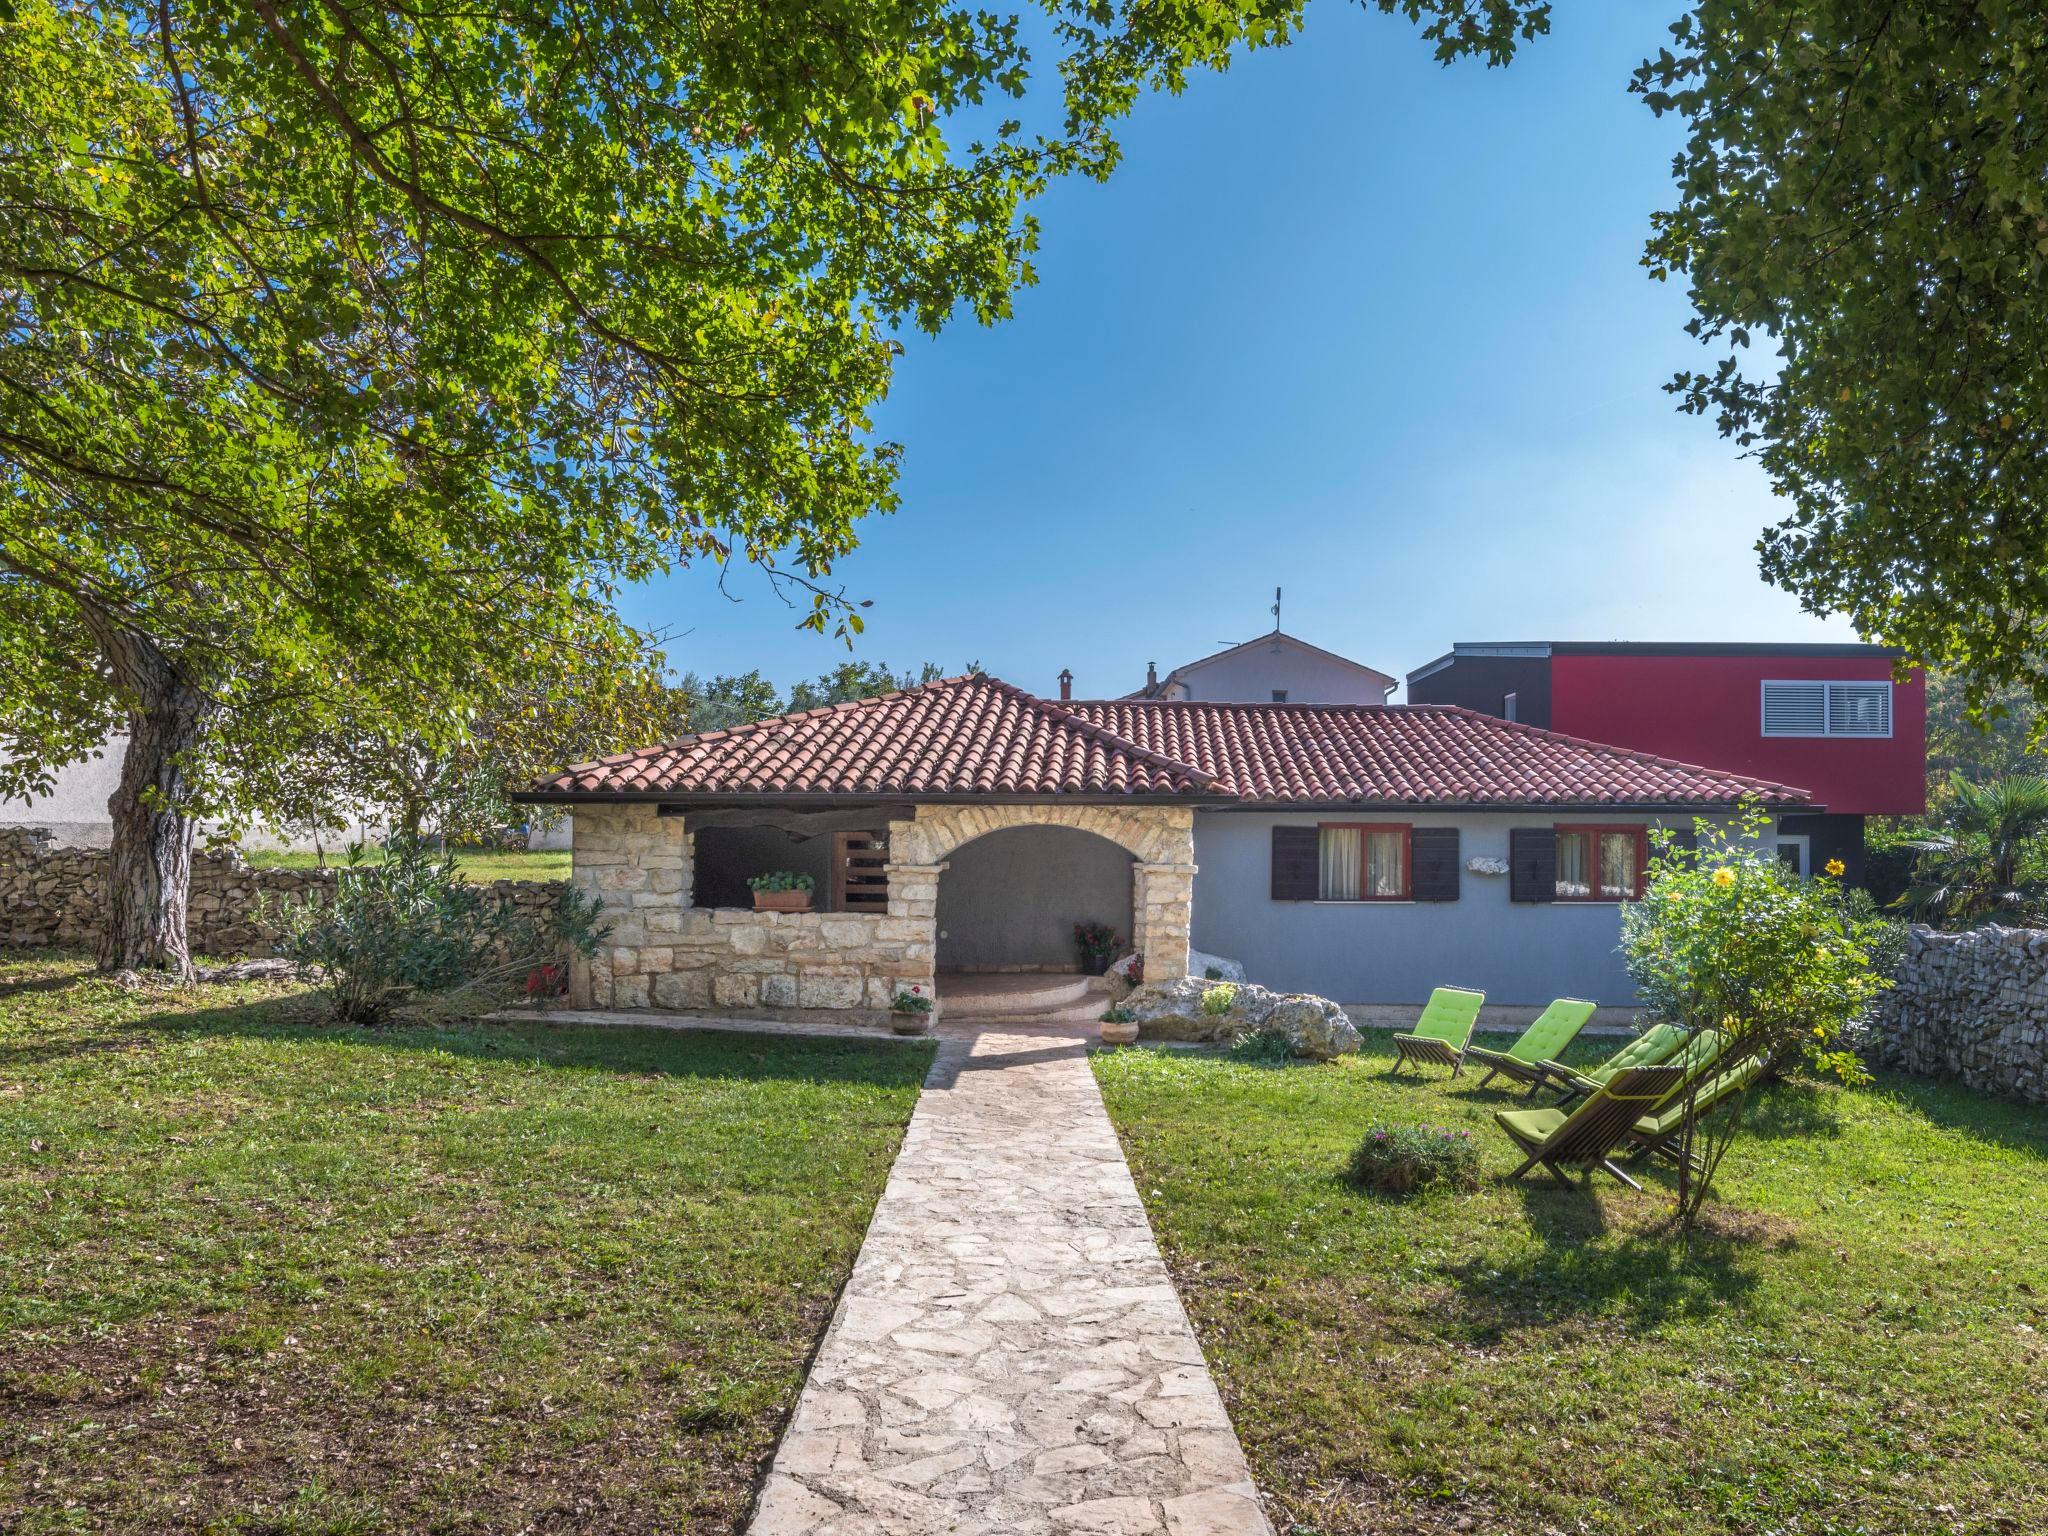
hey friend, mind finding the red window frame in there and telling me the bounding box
[1553,824,1648,902]
[1316,822,1413,901]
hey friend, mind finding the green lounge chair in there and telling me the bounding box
[1465,998,1599,1093]
[1525,1021,1689,1102]
[1493,1064,1688,1191]
[1625,1051,1769,1171]
[1390,986,1486,1076]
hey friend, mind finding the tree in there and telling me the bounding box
[1623,805,1884,1232]
[675,671,785,734]
[785,661,960,712]
[1924,669,2045,811]
[1636,4,2048,722]
[2,1,1539,976]
[1899,774,2048,928]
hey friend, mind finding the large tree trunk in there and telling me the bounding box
[89,622,213,978]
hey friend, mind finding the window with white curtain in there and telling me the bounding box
[1318,825,1409,900]
[1762,680,1893,737]
[1555,826,1646,901]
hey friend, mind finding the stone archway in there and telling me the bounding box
[886,803,1196,982]
[936,824,1135,971]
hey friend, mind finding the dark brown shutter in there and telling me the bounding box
[1271,825,1320,900]
[1509,827,1557,903]
[1410,827,1460,901]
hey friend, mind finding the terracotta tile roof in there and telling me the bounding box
[524,674,1813,807]
[528,675,1220,798]
[1062,700,1813,807]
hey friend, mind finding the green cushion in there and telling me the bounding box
[1583,1022,1687,1085]
[1410,986,1485,1047]
[1634,1054,1765,1137]
[1495,1105,1567,1145]
[1502,998,1598,1064]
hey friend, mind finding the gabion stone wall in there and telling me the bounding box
[0,825,563,960]
[1868,924,2048,1103]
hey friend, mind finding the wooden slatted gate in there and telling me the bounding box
[830,831,890,914]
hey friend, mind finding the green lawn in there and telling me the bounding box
[237,847,571,883]
[1094,1033,2047,1536]
[0,950,931,1534]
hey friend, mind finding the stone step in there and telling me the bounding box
[964,998,1113,1027]
[939,972,1101,1019]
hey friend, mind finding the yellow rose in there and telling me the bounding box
[1824,858,1846,878]
[1712,867,1736,887]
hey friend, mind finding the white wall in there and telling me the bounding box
[1171,636,1394,704]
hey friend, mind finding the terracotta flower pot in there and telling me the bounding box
[1099,1018,1139,1046]
[752,889,813,913]
[890,1013,931,1036]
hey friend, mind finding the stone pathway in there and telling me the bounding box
[747,1025,1272,1536]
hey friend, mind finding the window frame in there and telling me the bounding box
[1760,679,1894,739]
[1551,823,1648,902]
[1315,821,1413,902]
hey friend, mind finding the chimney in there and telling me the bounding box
[1145,661,1158,695]
[1057,668,1073,701]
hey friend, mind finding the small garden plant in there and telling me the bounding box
[1074,920,1122,969]
[746,870,815,893]
[1100,1005,1137,1024]
[1227,1026,1292,1065]
[1344,1124,1481,1196]
[891,986,933,1015]
[1200,981,1238,1015]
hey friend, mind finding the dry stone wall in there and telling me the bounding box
[0,825,562,959]
[1868,924,2048,1103]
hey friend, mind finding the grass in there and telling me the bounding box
[1093,1032,2047,1536]
[237,847,571,883]
[0,949,933,1534]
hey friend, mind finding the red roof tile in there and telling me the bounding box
[529,675,1219,799]
[524,674,1813,807]
[1063,699,1812,807]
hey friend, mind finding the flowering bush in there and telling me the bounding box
[891,985,933,1015]
[1345,1125,1481,1196]
[1200,982,1238,1015]
[1073,921,1122,964]
[1622,801,1890,1226]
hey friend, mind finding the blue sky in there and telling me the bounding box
[618,1,1858,703]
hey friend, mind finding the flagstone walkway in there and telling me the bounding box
[746,1025,1272,1536]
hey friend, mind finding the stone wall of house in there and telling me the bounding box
[1867,924,2048,1103]
[567,804,936,1016]
[0,825,562,959]
[566,801,1200,1018]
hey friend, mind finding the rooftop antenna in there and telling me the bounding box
[1270,586,1282,630]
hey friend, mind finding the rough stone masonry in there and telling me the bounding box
[1868,923,2048,1104]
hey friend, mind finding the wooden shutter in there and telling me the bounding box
[1509,828,1557,903]
[830,831,890,914]
[1411,827,1460,902]
[1270,825,1320,901]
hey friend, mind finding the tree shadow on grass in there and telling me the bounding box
[2,985,936,1091]
[1740,1077,1848,1141]
[1440,1180,1783,1341]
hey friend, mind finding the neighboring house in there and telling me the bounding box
[1405,642,1925,884]
[518,673,1811,1014]
[1095,629,1397,705]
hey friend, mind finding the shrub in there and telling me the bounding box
[1074,921,1122,965]
[276,839,608,1026]
[1100,1005,1137,1024]
[746,870,814,894]
[1200,982,1237,1015]
[1227,1027,1292,1065]
[1345,1125,1481,1196]
[1624,803,1888,1228]
[1203,964,1225,980]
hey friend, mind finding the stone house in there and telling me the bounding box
[515,673,1815,1023]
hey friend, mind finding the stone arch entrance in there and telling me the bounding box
[886,803,1197,983]
[937,825,1134,972]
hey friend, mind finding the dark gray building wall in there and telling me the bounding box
[1406,654,1553,725]
[1191,808,1758,1006]
[690,825,839,908]
[938,825,1133,969]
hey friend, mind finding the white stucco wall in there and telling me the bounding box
[1169,636,1395,704]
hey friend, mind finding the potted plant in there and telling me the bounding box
[1098,1005,1139,1046]
[890,986,934,1035]
[747,870,815,913]
[1073,921,1121,976]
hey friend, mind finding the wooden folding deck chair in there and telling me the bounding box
[1523,1021,1690,1103]
[1492,1064,1686,1192]
[1465,998,1599,1093]
[1624,1051,1769,1172]
[1389,986,1486,1076]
